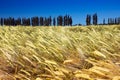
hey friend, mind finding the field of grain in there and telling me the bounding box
[0,25,120,80]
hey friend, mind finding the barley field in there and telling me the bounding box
[0,25,120,80]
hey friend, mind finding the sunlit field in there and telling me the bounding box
[0,25,120,80]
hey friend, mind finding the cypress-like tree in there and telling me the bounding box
[31,17,39,26]
[57,16,59,26]
[22,18,25,26]
[93,13,98,25]
[40,17,44,26]
[103,19,105,25]
[0,18,3,26]
[63,15,70,26]
[118,17,120,24]
[57,16,63,26]
[67,15,70,26]
[26,18,31,26]
[53,17,56,26]
[12,17,15,26]
[48,16,52,26]
[115,18,118,24]
[86,14,91,25]
[15,18,21,26]
[108,18,116,25]
[44,17,49,26]
[63,15,67,26]
[69,16,72,26]
[9,17,15,26]
[22,18,30,26]
[4,18,7,26]
[108,18,110,25]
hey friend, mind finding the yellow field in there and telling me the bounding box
[0,25,120,80]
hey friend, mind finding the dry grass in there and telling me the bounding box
[0,25,120,80]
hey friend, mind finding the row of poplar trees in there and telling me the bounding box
[106,18,120,25]
[0,14,120,26]
[0,15,72,26]
[86,13,120,25]
[86,13,98,25]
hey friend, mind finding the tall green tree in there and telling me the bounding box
[63,15,67,26]
[22,18,30,26]
[15,18,21,26]
[118,17,120,24]
[57,16,63,26]
[43,17,49,26]
[86,14,91,25]
[115,18,118,24]
[0,18,3,26]
[103,19,105,25]
[4,18,7,26]
[48,16,52,26]
[93,13,98,25]
[40,17,44,26]
[69,16,72,26]
[31,17,39,26]
[22,18,26,26]
[53,17,56,26]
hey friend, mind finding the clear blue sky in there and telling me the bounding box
[0,0,120,25]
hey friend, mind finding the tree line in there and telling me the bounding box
[86,13,98,25]
[0,14,120,26]
[86,13,120,25]
[0,15,72,26]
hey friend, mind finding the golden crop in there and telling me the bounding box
[0,25,120,80]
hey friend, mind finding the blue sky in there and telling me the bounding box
[0,0,120,25]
